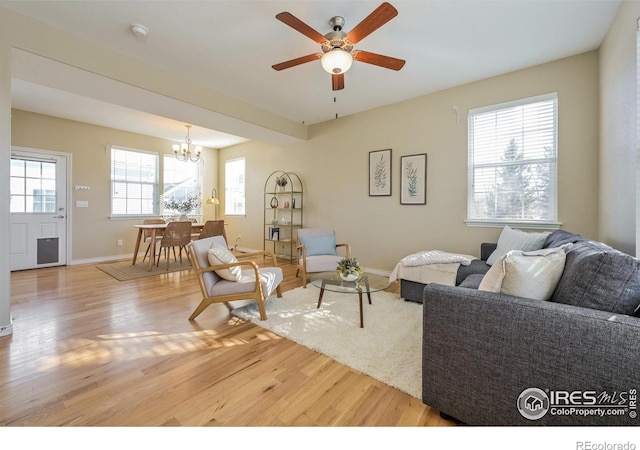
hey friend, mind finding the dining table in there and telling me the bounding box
[132,222,205,271]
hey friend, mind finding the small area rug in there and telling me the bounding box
[96,259,193,281]
[231,285,422,398]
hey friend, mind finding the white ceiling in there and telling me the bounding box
[1,0,622,149]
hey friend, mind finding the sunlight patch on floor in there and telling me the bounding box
[36,327,282,371]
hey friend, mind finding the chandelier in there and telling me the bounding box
[173,125,202,162]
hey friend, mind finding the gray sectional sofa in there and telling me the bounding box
[421,230,640,425]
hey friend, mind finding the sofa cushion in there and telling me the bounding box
[208,243,242,281]
[550,241,640,316]
[458,274,485,289]
[479,246,567,301]
[486,226,549,266]
[456,259,491,285]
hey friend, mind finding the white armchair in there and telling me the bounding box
[296,228,351,287]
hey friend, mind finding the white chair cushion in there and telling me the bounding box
[209,267,283,297]
[302,254,343,273]
[208,243,242,281]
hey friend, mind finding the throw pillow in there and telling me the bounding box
[301,235,337,256]
[479,246,567,301]
[550,241,640,316]
[486,225,550,266]
[207,243,242,282]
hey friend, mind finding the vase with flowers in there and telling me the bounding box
[336,256,364,282]
[163,195,200,220]
[275,175,288,192]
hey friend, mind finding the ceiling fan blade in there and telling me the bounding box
[346,2,398,43]
[353,50,405,71]
[272,54,322,71]
[276,12,327,44]
[332,73,345,91]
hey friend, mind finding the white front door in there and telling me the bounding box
[10,148,69,271]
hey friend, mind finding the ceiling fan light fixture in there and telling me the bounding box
[321,49,353,74]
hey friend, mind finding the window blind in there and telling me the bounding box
[468,93,558,225]
[111,147,158,216]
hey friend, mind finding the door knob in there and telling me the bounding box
[53,215,65,219]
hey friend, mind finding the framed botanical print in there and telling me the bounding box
[369,149,392,196]
[400,153,427,205]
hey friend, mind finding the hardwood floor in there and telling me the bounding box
[2,255,453,427]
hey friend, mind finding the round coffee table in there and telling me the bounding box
[309,272,391,328]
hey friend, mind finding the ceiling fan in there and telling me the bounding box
[272,2,405,91]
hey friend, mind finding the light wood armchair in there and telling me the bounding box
[296,228,351,288]
[187,236,283,321]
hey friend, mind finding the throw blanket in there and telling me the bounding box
[399,250,474,267]
[389,250,475,284]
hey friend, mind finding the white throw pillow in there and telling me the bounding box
[479,246,567,301]
[486,225,550,266]
[207,243,242,281]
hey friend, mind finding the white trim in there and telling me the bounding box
[364,267,392,277]
[0,319,13,337]
[468,92,558,115]
[465,220,562,230]
[71,254,134,265]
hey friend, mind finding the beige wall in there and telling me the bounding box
[10,109,219,263]
[221,51,600,272]
[9,52,601,273]
[599,0,640,256]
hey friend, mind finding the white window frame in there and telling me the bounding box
[225,157,245,216]
[466,93,561,229]
[162,155,202,219]
[110,146,159,218]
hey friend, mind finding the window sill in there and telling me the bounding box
[465,219,562,230]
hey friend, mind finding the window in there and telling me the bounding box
[111,147,158,216]
[162,156,200,216]
[467,93,558,228]
[225,158,245,215]
[10,158,57,213]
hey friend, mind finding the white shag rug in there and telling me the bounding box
[231,286,423,399]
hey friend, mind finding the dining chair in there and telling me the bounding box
[197,220,228,243]
[141,218,165,263]
[156,221,193,270]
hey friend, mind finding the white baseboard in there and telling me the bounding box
[70,253,133,265]
[0,319,13,337]
[364,267,392,277]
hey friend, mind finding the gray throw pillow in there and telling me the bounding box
[550,241,640,316]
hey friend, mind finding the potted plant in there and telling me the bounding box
[164,195,200,220]
[336,257,364,282]
[275,175,288,191]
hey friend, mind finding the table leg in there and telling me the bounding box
[132,228,143,265]
[148,228,158,271]
[317,280,326,308]
[363,277,372,305]
[358,292,364,328]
